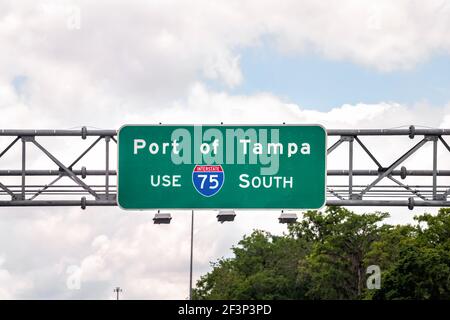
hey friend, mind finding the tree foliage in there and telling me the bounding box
[193,207,450,300]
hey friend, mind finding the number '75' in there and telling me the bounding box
[197,174,219,189]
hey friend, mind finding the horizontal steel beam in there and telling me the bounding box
[326,200,450,207]
[0,170,116,176]
[0,200,116,207]
[2,169,448,177]
[0,129,117,136]
[1,127,449,137]
[327,128,450,136]
[327,170,450,176]
[0,199,448,207]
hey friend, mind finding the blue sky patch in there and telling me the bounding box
[209,45,450,111]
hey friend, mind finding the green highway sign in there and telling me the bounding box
[117,125,326,209]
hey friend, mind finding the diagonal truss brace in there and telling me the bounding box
[29,137,100,200]
[387,175,428,201]
[358,137,429,198]
[30,136,105,200]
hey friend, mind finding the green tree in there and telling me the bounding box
[193,207,450,300]
[371,208,450,300]
[295,207,389,299]
[193,230,309,299]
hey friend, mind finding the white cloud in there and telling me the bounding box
[1,1,450,128]
[0,255,33,299]
[203,50,243,88]
[153,84,449,129]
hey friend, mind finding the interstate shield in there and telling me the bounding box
[192,165,225,197]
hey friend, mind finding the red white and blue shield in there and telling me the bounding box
[192,165,225,197]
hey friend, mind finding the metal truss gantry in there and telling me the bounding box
[0,126,449,209]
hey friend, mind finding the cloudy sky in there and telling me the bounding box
[1,0,450,299]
